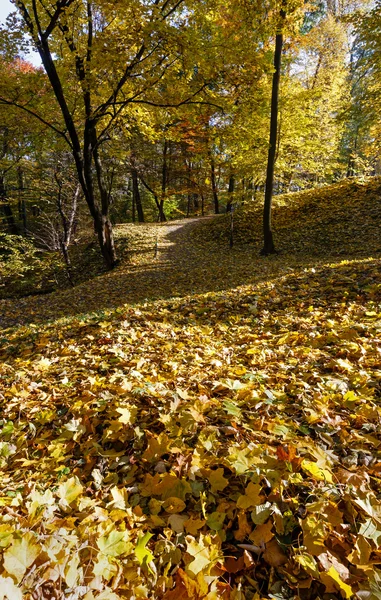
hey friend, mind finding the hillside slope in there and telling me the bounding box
[196,176,381,256]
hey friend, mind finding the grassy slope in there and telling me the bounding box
[0,179,381,599]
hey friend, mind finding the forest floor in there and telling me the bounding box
[0,178,381,599]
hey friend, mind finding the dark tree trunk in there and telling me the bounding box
[95,213,117,266]
[132,168,144,222]
[139,175,166,221]
[226,174,235,213]
[132,185,136,223]
[347,132,358,178]
[0,175,18,234]
[159,141,168,223]
[17,167,27,234]
[210,156,219,214]
[261,9,285,256]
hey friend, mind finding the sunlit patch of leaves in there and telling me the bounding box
[198,176,381,257]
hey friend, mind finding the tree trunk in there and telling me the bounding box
[17,167,27,234]
[347,132,358,178]
[210,156,219,214]
[0,175,18,234]
[261,9,285,256]
[95,213,118,267]
[159,141,168,223]
[139,175,166,221]
[132,168,144,222]
[226,174,235,213]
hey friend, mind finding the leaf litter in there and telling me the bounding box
[0,179,381,599]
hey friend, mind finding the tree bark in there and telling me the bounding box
[140,175,166,221]
[261,9,285,256]
[0,175,18,234]
[226,174,235,213]
[132,168,144,222]
[159,141,168,222]
[17,167,27,234]
[210,156,219,214]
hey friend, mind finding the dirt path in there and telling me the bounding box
[0,215,305,329]
[0,216,225,328]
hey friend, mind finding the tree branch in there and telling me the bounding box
[44,0,76,39]
[0,97,71,143]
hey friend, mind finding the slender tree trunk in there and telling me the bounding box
[139,175,166,221]
[347,132,358,178]
[132,186,136,223]
[210,157,219,214]
[56,179,79,286]
[132,168,144,222]
[17,167,27,234]
[261,9,285,256]
[0,175,18,234]
[159,141,168,222]
[226,174,235,213]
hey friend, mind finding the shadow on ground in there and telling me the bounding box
[1,210,380,330]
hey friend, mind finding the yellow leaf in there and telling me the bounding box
[301,460,333,483]
[35,357,51,371]
[116,406,137,425]
[234,511,252,541]
[163,497,186,514]
[3,532,40,583]
[326,566,353,598]
[185,536,211,575]
[92,555,117,581]
[336,359,353,372]
[249,520,274,546]
[143,432,172,461]
[348,535,372,566]
[295,553,320,577]
[58,476,83,504]
[237,482,264,509]
[97,530,132,557]
[64,553,81,588]
[184,517,206,535]
[208,468,228,493]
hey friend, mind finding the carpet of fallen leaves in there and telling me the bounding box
[0,179,381,599]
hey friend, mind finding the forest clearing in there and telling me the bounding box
[1,0,381,598]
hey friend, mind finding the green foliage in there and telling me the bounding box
[0,232,43,278]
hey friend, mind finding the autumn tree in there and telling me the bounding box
[2,0,218,268]
[261,5,286,255]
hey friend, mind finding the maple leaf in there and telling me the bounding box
[97,531,132,558]
[3,533,40,583]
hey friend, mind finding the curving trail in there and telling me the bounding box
[0,215,280,329]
